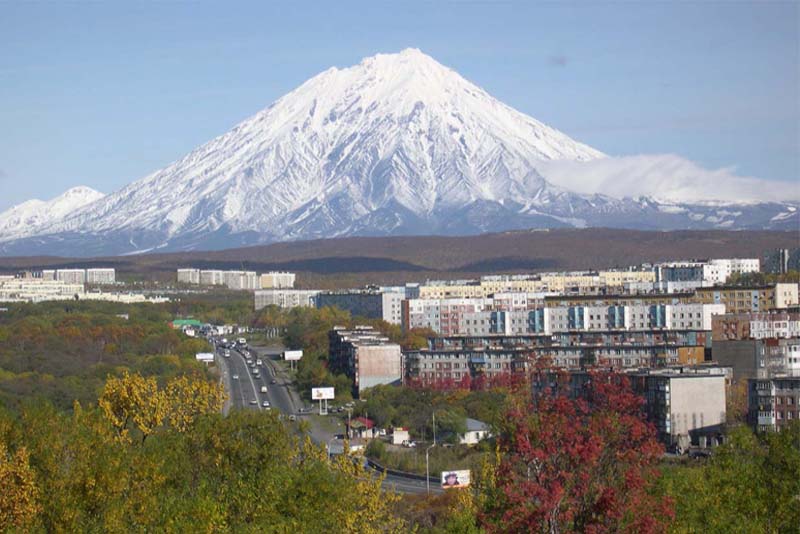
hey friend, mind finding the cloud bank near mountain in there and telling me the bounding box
[538,154,799,203]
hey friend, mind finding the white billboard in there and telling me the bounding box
[195,352,214,363]
[284,350,303,361]
[441,470,470,489]
[311,387,334,400]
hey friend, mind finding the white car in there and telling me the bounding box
[261,401,270,407]
[232,374,239,380]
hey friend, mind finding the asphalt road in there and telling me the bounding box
[215,340,439,495]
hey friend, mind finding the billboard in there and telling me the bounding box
[441,470,470,489]
[311,387,334,400]
[284,350,303,361]
[195,352,214,363]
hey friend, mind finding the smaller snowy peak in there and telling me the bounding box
[0,186,105,242]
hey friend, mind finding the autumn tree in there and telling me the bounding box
[164,374,226,432]
[99,370,166,442]
[481,370,673,534]
[0,442,41,531]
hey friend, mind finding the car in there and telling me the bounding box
[261,401,270,407]
[249,399,258,405]
[402,440,417,448]
[232,374,239,380]
[256,359,263,366]
[270,379,277,384]
[288,415,296,422]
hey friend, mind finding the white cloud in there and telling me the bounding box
[537,154,800,203]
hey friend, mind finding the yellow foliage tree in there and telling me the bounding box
[164,374,226,433]
[0,442,41,531]
[99,371,167,443]
[329,441,407,534]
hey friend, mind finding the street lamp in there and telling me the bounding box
[328,437,337,461]
[426,443,436,495]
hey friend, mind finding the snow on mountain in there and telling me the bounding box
[0,186,105,241]
[0,49,796,256]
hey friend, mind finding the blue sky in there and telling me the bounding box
[0,1,798,210]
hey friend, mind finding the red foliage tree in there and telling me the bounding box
[481,370,674,534]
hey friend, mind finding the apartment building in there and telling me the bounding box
[0,279,85,303]
[693,284,799,313]
[254,289,319,310]
[712,312,800,341]
[199,270,225,286]
[655,258,759,285]
[56,269,87,285]
[259,272,296,289]
[405,299,724,337]
[86,268,116,285]
[316,289,403,325]
[329,326,402,396]
[222,271,258,290]
[628,368,727,447]
[405,338,707,387]
[177,268,201,284]
[713,338,800,380]
[749,375,800,432]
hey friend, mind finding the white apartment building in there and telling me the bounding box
[41,269,56,281]
[775,283,800,309]
[709,258,761,280]
[199,270,225,286]
[254,289,319,310]
[56,269,87,285]
[223,271,258,291]
[177,268,200,284]
[0,279,85,303]
[260,272,296,289]
[86,268,116,285]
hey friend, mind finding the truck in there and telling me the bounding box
[237,337,247,347]
[261,386,268,394]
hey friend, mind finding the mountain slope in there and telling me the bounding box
[0,49,796,257]
[0,186,105,241]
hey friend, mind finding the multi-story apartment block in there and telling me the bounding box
[254,289,319,310]
[329,326,402,396]
[222,271,258,290]
[316,289,403,325]
[177,268,201,284]
[749,375,800,432]
[713,338,800,380]
[712,312,800,341]
[86,268,116,285]
[693,284,799,313]
[0,279,85,303]
[259,272,296,289]
[41,269,56,281]
[199,270,225,286]
[405,331,708,388]
[628,369,727,447]
[56,269,86,285]
[405,298,724,337]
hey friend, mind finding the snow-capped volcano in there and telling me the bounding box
[0,49,796,256]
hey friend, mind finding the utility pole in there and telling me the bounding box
[432,411,436,446]
[426,443,436,495]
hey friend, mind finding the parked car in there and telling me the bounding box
[402,440,417,448]
[288,415,296,422]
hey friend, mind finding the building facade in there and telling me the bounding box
[260,272,296,289]
[328,326,402,396]
[749,375,800,432]
[254,289,319,310]
[86,268,116,285]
